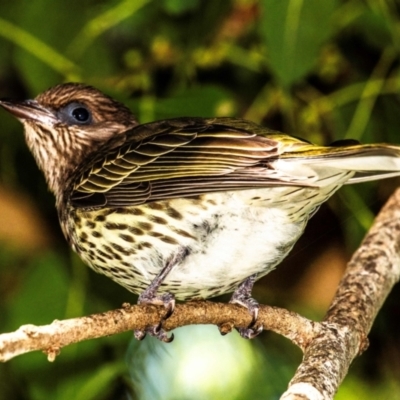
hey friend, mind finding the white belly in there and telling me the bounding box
[164,195,306,298]
[74,188,318,300]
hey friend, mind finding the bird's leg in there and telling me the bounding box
[134,250,186,343]
[223,274,263,339]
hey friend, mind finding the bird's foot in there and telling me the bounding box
[232,296,263,339]
[134,291,175,343]
[222,274,263,339]
[134,252,184,342]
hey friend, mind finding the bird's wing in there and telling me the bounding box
[70,117,400,208]
[70,117,313,208]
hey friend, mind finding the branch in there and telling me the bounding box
[281,187,400,399]
[0,302,314,362]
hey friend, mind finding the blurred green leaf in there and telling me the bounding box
[129,85,237,122]
[345,48,395,140]
[68,362,127,400]
[7,0,84,93]
[6,252,69,329]
[351,6,393,50]
[162,0,200,15]
[260,0,337,87]
[0,17,80,88]
[68,0,151,59]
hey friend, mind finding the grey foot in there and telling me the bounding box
[234,298,263,339]
[225,274,263,339]
[133,251,186,342]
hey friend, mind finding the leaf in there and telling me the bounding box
[128,85,237,122]
[67,0,151,59]
[10,0,83,92]
[351,7,392,50]
[162,0,200,15]
[6,252,69,329]
[0,17,79,90]
[260,0,337,87]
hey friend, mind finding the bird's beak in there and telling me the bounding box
[0,99,56,125]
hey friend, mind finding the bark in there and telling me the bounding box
[281,187,400,399]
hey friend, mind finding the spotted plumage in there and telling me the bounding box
[2,82,400,341]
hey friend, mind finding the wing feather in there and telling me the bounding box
[70,118,287,207]
[69,117,400,209]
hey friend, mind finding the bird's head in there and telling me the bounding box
[0,83,139,199]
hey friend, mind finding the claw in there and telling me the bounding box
[221,274,264,339]
[134,329,147,341]
[237,324,263,339]
[134,292,176,342]
[134,323,175,343]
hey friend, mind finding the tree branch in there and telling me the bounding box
[282,187,400,399]
[0,301,315,362]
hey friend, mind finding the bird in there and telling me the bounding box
[2,82,400,342]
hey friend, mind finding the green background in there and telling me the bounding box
[1,0,400,398]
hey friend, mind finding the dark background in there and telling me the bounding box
[1,0,400,398]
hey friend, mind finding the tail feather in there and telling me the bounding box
[346,171,400,184]
[276,144,400,186]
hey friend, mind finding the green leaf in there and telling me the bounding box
[128,85,237,123]
[0,17,79,90]
[67,0,151,59]
[6,252,69,329]
[351,7,392,50]
[260,0,337,87]
[162,0,200,15]
[7,0,83,92]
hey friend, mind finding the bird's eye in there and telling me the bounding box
[58,102,93,125]
[72,107,90,122]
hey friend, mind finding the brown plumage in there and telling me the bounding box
[2,82,400,341]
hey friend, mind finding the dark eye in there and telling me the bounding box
[72,107,90,122]
[58,102,93,125]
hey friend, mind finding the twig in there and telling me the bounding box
[0,301,313,362]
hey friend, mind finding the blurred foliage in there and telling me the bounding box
[1,0,400,398]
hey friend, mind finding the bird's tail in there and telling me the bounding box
[275,143,400,186]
